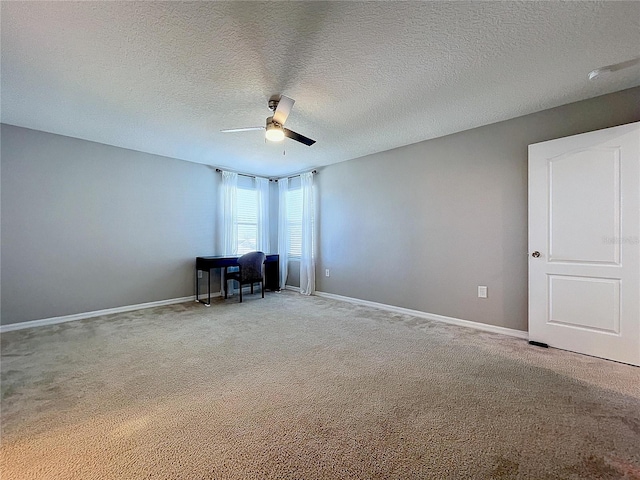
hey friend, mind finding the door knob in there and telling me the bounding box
[532,251,541,258]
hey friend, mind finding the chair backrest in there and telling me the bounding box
[237,251,266,282]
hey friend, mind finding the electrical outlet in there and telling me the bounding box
[325,269,330,277]
[478,286,488,298]
[198,271,203,278]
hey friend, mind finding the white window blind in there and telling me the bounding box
[287,188,302,257]
[237,187,257,254]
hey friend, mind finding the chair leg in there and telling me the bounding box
[239,281,242,303]
[261,278,265,298]
[251,283,254,294]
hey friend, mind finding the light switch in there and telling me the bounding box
[478,286,488,298]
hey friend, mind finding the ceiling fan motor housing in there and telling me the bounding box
[266,116,282,129]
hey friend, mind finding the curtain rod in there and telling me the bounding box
[215,168,317,182]
[215,168,255,178]
[277,170,317,182]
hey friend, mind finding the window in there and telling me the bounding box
[237,186,257,254]
[287,187,302,258]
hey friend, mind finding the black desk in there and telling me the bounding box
[195,254,280,305]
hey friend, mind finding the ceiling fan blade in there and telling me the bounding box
[220,127,264,133]
[273,95,295,125]
[284,128,316,146]
[588,56,640,79]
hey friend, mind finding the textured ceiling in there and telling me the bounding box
[2,1,639,177]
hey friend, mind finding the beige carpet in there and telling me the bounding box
[1,291,639,479]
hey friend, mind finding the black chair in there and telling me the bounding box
[225,251,266,302]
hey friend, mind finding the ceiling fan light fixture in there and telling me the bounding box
[265,122,285,142]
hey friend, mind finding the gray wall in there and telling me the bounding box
[1,125,218,325]
[316,87,640,332]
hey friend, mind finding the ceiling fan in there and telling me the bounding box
[221,95,316,146]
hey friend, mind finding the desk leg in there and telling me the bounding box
[207,269,211,306]
[224,267,228,299]
[196,268,200,302]
[196,268,211,307]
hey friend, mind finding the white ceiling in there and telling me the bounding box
[2,1,639,177]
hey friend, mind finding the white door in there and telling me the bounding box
[529,122,640,366]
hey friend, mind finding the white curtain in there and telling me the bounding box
[255,176,270,254]
[221,171,238,255]
[299,172,315,295]
[220,171,238,294]
[277,177,289,290]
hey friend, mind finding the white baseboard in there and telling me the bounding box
[1,288,527,340]
[0,292,221,333]
[314,291,528,339]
